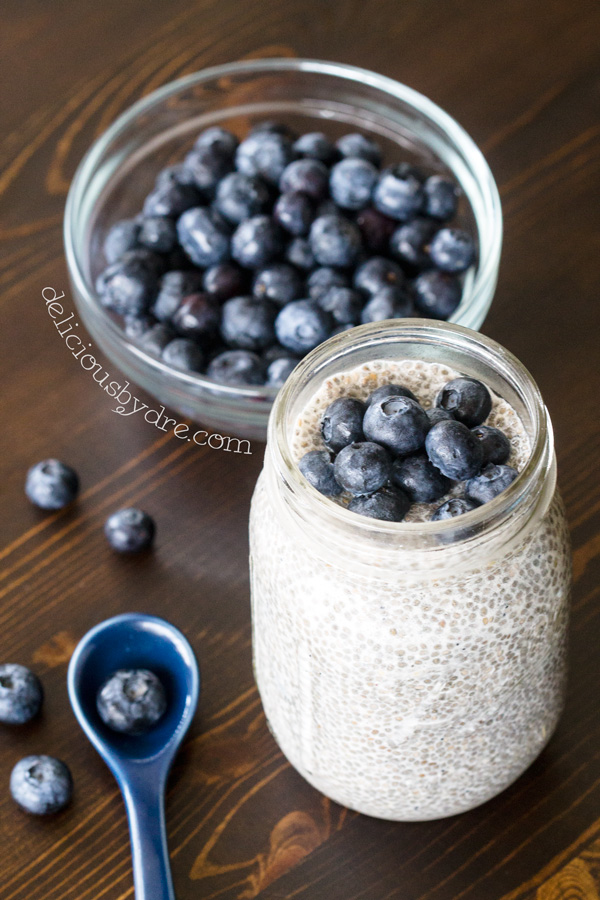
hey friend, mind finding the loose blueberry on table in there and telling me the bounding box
[297,375,518,521]
[10,755,73,815]
[0,664,43,725]
[96,669,167,734]
[97,122,476,388]
[104,508,155,553]
[25,459,79,510]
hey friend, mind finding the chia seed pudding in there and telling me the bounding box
[249,322,571,820]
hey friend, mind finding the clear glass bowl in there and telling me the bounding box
[64,58,502,441]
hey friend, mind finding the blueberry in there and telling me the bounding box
[273,191,314,236]
[389,218,436,270]
[266,356,297,387]
[423,175,459,221]
[429,228,475,273]
[143,180,202,218]
[361,286,414,323]
[221,295,277,350]
[103,219,141,263]
[334,441,392,495]
[335,133,382,167]
[293,132,339,165]
[321,397,366,452]
[366,383,418,406]
[0,665,43,724]
[347,485,411,522]
[275,300,333,354]
[329,158,377,211]
[162,338,203,372]
[425,419,484,479]
[391,453,451,503]
[426,407,455,426]
[140,323,175,355]
[373,163,424,221]
[138,216,177,254]
[104,507,155,552]
[124,314,156,340]
[298,450,342,496]
[465,463,518,505]
[306,267,349,302]
[152,270,203,321]
[231,215,283,269]
[97,668,167,734]
[318,286,363,325]
[194,126,238,158]
[214,172,270,224]
[25,460,79,510]
[155,164,198,189]
[279,158,329,200]
[285,237,315,270]
[363,395,429,455]
[177,207,231,268]
[96,255,158,316]
[207,349,265,385]
[10,756,72,815]
[470,425,510,466]
[412,270,462,319]
[355,207,396,254]
[253,264,302,306]
[309,214,362,267]
[431,497,479,521]
[202,263,247,301]
[435,377,492,427]
[353,256,404,295]
[183,146,233,196]
[235,131,295,185]
[172,292,221,340]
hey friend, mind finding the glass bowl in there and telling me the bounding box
[64,58,502,441]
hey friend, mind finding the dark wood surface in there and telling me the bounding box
[2,1,600,898]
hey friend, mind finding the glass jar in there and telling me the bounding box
[249,320,571,821]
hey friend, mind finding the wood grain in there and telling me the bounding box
[1,1,599,898]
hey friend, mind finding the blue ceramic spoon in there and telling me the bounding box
[68,613,200,900]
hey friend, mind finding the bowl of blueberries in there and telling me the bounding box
[64,58,502,440]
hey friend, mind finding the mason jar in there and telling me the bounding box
[249,321,571,821]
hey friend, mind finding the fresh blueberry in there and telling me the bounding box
[412,270,462,319]
[389,218,436,270]
[306,266,350,302]
[124,314,156,340]
[177,207,231,268]
[347,485,411,522]
[103,219,140,263]
[353,256,404,295]
[194,126,238,158]
[266,356,297,387]
[0,665,43,724]
[172,292,221,341]
[334,441,392,495]
[138,216,177,254]
[293,132,339,165]
[152,270,203,321]
[10,756,72,815]
[309,214,362,267]
[298,450,342,496]
[285,237,315,270]
[97,668,167,734]
[429,228,475,273]
[202,263,247,301]
[140,323,175,355]
[373,163,424,221]
[221,296,277,350]
[273,191,314,236]
[391,453,451,503]
[361,286,414,323]
[363,395,429,455]
[155,163,197,189]
[96,255,158,317]
[104,507,155,553]
[275,300,333,353]
[253,263,302,306]
[207,350,265,385]
[355,207,396,254]
[318,286,363,325]
[425,419,484,479]
[321,397,366,452]
[183,146,233,195]
[279,158,329,200]
[162,338,203,372]
[143,180,202,218]
[435,377,492,427]
[431,497,479,521]
[465,463,518,505]
[214,172,270,224]
[426,407,455,426]
[366,383,418,405]
[335,133,382,167]
[423,175,459,221]
[231,215,283,269]
[235,130,295,185]
[25,460,79,510]
[471,424,511,465]
[329,158,378,211]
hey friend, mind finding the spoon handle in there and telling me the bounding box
[122,775,175,900]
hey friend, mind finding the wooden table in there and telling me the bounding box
[2,1,599,897]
